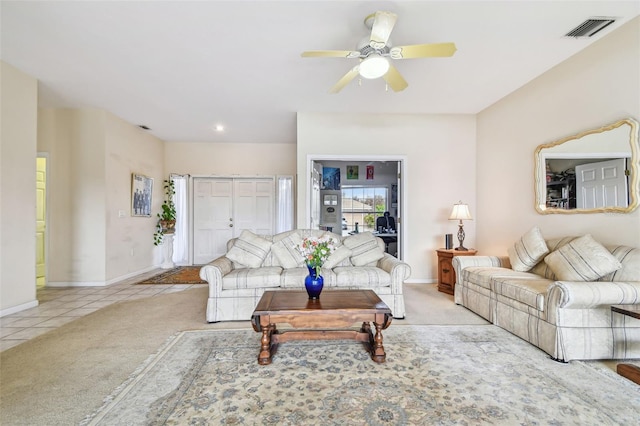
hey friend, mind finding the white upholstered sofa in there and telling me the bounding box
[200,229,411,322]
[453,229,640,362]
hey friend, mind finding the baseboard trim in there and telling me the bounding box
[47,266,159,288]
[0,299,39,318]
[104,266,158,286]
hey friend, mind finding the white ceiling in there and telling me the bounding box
[2,1,639,144]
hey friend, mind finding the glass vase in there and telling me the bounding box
[305,264,324,300]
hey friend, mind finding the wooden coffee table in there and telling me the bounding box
[611,304,640,385]
[251,289,392,365]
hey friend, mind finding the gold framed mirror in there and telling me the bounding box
[534,118,639,214]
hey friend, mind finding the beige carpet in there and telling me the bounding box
[0,283,538,425]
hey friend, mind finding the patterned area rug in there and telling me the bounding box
[83,325,640,425]
[135,266,206,285]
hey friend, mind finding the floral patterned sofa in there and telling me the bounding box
[200,229,411,322]
[453,228,640,362]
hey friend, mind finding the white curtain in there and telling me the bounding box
[171,174,189,265]
[276,176,294,233]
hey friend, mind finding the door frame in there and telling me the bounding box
[306,154,407,260]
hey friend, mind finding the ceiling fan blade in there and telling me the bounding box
[329,66,360,94]
[383,64,408,92]
[301,50,361,58]
[369,11,397,49]
[389,42,457,59]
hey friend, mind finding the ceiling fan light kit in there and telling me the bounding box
[301,10,457,93]
[359,54,390,79]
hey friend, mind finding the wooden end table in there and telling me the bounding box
[251,290,392,365]
[611,304,640,385]
[436,248,477,295]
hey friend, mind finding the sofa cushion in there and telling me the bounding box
[270,233,305,269]
[462,267,541,291]
[599,245,640,282]
[221,266,282,290]
[544,234,622,281]
[333,266,391,287]
[226,230,273,268]
[492,278,552,311]
[529,237,578,279]
[508,226,549,272]
[343,232,385,266]
[323,245,353,268]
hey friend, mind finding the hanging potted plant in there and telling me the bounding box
[153,179,176,245]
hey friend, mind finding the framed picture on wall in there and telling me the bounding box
[366,165,374,180]
[322,167,341,190]
[131,173,153,217]
[346,165,359,179]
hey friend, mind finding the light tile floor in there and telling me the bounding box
[0,270,199,352]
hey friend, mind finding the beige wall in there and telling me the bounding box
[38,109,107,283]
[164,142,296,176]
[105,113,165,281]
[297,113,477,282]
[0,62,38,313]
[476,17,640,254]
[38,108,165,285]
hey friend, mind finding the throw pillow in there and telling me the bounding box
[507,226,549,272]
[323,245,353,269]
[226,230,272,268]
[543,234,622,281]
[271,234,305,269]
[343,232,385,267]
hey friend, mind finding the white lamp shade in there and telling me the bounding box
[449,203,472,221]
[359,54,390,79]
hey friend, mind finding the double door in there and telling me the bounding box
[192,177,274,264]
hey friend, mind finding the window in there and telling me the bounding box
[341,186,388,233]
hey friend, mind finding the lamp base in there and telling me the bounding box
[456,222,468,251]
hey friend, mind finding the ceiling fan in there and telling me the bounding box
[301,11,457,93]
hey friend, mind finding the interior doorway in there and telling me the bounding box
[308,157,404,259]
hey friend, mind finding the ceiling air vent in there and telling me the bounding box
[565,18,616,38]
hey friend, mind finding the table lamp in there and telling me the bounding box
[449,201,472,251]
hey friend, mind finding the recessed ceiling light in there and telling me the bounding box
[214,124,224,132]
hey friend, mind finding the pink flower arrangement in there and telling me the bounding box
[299,236,337,276]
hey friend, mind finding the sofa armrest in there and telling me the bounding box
[452,255,510,280]
[548,281,640,309]
[377,253,411,292]
[199,256,234,297]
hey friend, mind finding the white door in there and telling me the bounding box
[192,177,275,264]
[193,178,234,264]
[310,161,322,229]
[36,157,47,287]
[576,158,628,209]
[233,179,274,236]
